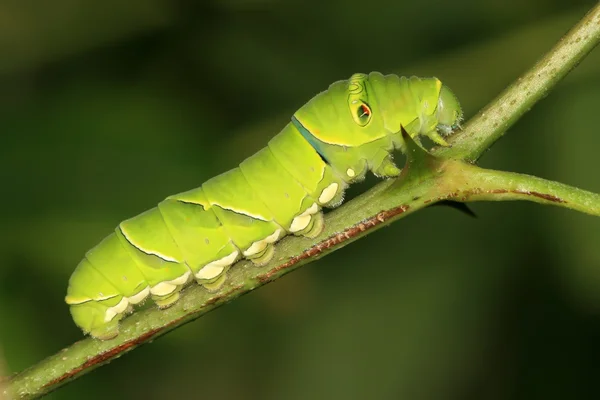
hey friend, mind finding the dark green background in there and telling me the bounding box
[1,1,599,399]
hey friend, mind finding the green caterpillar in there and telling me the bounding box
[65,72,463,339]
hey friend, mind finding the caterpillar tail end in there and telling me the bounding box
[90,320,120,340]
[69,302,122,340]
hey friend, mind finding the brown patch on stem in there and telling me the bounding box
[443,188,566,204]
[259,204,410,281]
[513,190,566,203]
[44,329,163,389]
[202,286,243,307]
[488,189,508,194]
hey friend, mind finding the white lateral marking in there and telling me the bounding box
[210,202,269,222]
[150,282,177,296]
[289,202,320,233]
[346,168,355,177]
[95,293,118,301]
[315,163,326,183]
[119,227,182,263]
[165,271,191,286]
[318,183,339,204]
[104,297,129,322]
[64,296,87,305]
[289,214,311,232]
[127,287,150,305]
[304,202,319,215]
[66,291,118,304]
[196,250,239,280]
[196,264,225,281]
[243,229,282,257]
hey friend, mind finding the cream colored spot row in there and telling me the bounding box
[196,250,239,280]
[346,168,355,178]
[318,183,339,204]
[150,282,176,297]
[150,270,191,296]
[128,286,150,304]
[103,286,152,323]
[104,297,129,322]
[243,229,282,257]
[289,202,319,233]
[120,228,182,263]
[169,271,191,286]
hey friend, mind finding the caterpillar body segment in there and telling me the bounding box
[65,71,463,339]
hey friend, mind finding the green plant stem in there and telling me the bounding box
[5,3,600,400]
[6,158,600,400]
[438,161,600,216]
[433,3,600,162]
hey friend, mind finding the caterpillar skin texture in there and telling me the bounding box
[65,72,463,339]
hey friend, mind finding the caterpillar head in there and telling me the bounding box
[292,73,388,148]
[294,72,462,146]
[363,72,463,144]
[291,72,463,178]
[435,85,463,135]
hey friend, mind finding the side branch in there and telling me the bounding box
[438,160,600,217]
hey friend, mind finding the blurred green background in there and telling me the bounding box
[1,1,600,399]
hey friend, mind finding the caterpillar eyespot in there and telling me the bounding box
[65,71,463,339]
[351,102,372,126]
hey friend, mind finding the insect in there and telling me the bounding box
[65,72,463,339]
